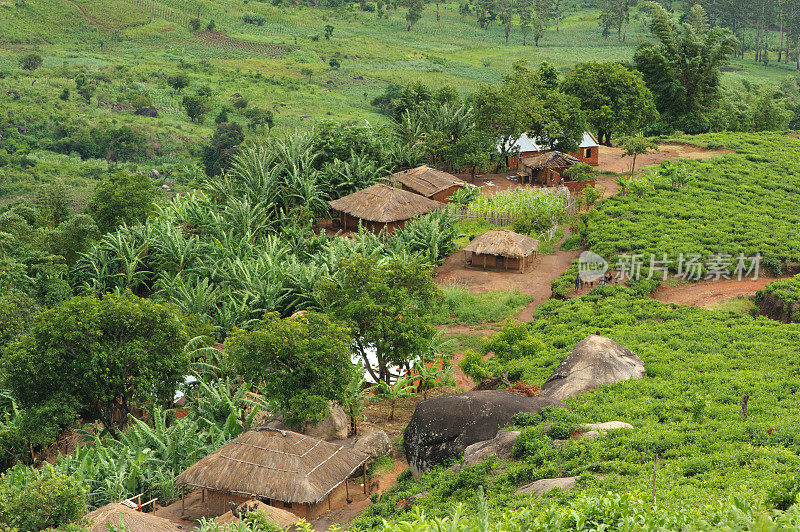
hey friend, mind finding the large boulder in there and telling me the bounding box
[354,430,392,462]
[450,430,520,474]
[266,403,349,441]
[541,335,644,400]
[404,390,564,478]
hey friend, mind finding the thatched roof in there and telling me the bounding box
[328,184,441,223]
[463,230,539,259]
[390,166,465,198]
[520,151,579,171]
[175,428,368,505]
[216,500,300,528]
[85,504,181,532]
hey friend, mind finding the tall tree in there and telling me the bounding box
[227,312,358,427]
[561,61,658,145]
[85,171,158,233]
[317,255,441,384]
[634,3,738,133]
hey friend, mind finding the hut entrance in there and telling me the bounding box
[496,256,505,269]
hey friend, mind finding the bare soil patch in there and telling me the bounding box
[596,142,732,175]
[651,276,783,308]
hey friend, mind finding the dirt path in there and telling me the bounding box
[651,277,781,308]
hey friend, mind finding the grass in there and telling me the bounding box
[712,296,757,315]
[432,284,533,325]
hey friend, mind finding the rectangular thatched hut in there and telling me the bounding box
[463,229,539,272]
[519,151,579,186]
[328,183,441,233]
[175,427,368,521]
[390,165,466,202]
[85,504,181,532]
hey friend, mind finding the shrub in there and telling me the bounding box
[0,473,86,530]
[19,53,43,71]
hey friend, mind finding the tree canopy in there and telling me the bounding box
[634,3,738,133]
[226,311,358,427]
[318,255,442,384]
[85,171,158,233]
[561,61,658,145]
[1,292,189,438]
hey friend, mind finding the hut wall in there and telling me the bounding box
[572,146,599,166]
[431,185,462,203]
[204,491,251,518]
[467,252,531,272]
[340,212,406,233]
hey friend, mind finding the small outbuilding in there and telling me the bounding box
[175,427,369,521]
[519,151,580,186]
[390,165,466,202]
[501,131,600,169]
[463,229,539,272]
[85,503,181,532]
[328,183,441,233]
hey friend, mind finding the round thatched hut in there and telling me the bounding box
[463,229,539,272]
[84,503,181,532]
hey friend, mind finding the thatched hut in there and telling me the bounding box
[85,503,181,532]
[519,151,579,186]
[390,165,466,202]
[175,427,368,521]
[216,500,300,528]
[463,229,539,272]
[329,183,441,233]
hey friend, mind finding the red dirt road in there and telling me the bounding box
[651,277,782,308]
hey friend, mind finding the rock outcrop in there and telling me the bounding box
[353,430,391,462]
[514,476,577,495]
[541,335,644,400]
[266,403,349,441]
[450,430,520,474]
[404,390,564,478]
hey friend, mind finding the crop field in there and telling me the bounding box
[353,286,800,528]
[584,133,800,275]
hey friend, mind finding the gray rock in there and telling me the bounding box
[354,430,391,461]
[515,476,577,495]
[267,403,348,441]
[404,391,564,478]
[581,421,633,432]
[541,335,644,400]
[450,430,520,474]
[396,491,428,511]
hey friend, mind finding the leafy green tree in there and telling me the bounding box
[182,93,212,123]
[561,62,658,145]
[245,107,275,132]
[168,72,190,92]
[445,129,496,182]
[226,312,358,427]
[0,292,38,352]
[2,292,189,437]
[19,53,43,71]
[562,161,594,182]
[50,214,100,265]
[202,122,245,177]
[476,61,586,165]
[318,255,442,384]
[329,57,341,69]
[85,171,158,233]
[301,66,314,82]
[324,24,335,39]
[634,3,738,133]
[404,0,426,30]
[34,181,73,229]
[342,371,367,435]
[103,125,147,164]
[619,134,659,175]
